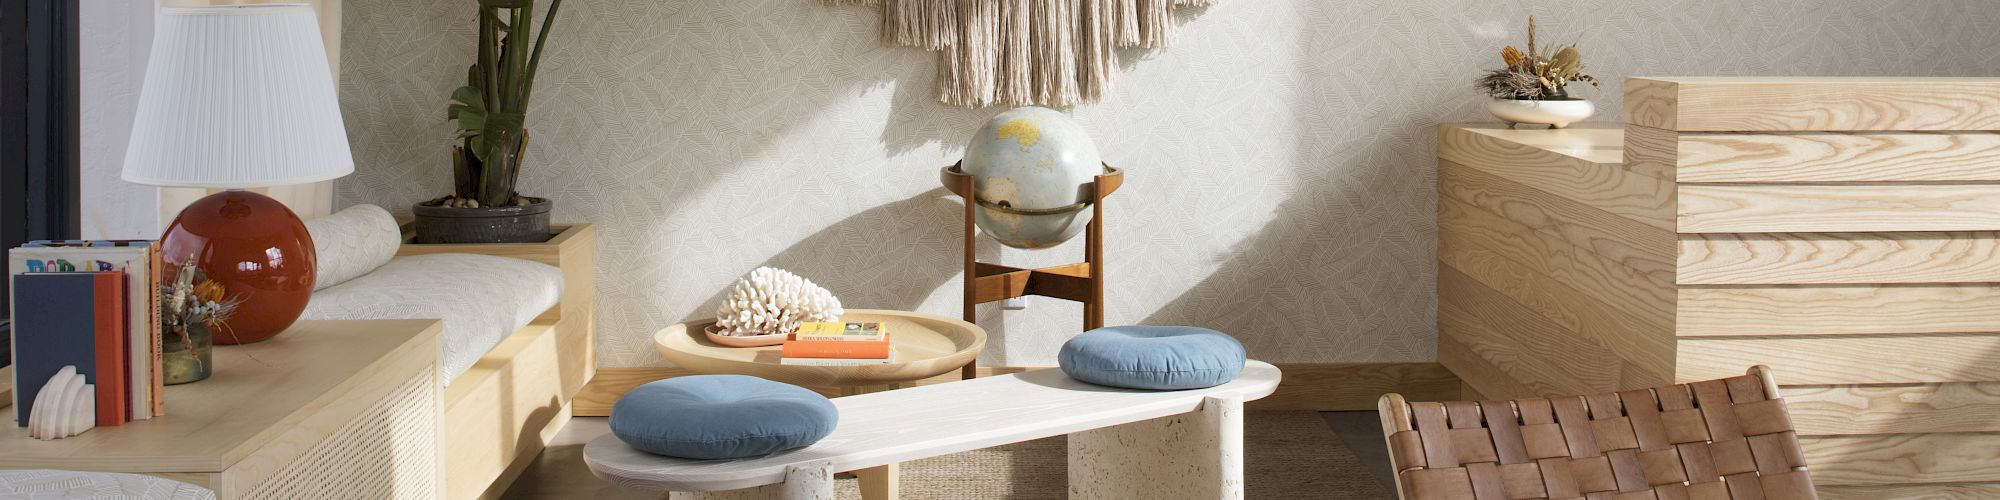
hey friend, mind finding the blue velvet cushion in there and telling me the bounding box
[609,375,838,459]
[1058,325,1247,390]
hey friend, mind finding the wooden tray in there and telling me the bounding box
[655,309,986,387]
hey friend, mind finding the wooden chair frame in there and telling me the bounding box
[1378,366,1818,499]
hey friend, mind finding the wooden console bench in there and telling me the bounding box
[0,320,444,499]
[1438,77,2000,497]
[583,361,1280,499]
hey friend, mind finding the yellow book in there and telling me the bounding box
[794,321,889,342]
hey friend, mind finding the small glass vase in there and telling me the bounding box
[163,323,214,385]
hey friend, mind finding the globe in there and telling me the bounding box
[962,107,1103,249]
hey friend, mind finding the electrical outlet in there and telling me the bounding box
[1002,296,1029,310]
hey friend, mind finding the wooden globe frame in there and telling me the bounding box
[940,161,1124,379]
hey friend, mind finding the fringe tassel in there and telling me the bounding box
[1076,0,1113,102]
[882,0,956,50]
[1112,0,1140,47]
[941,0,1000,107]
[1030,0,1078,106]
[884,0,1213,107]
[1134,0,1172,48]
[996,0,1033,106]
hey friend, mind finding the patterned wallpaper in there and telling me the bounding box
[337,0,2000,368]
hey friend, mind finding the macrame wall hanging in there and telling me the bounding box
[825,0,1217,108]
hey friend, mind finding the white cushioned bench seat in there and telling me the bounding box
[584,361,1281,497]
[301,253,561,384]
[0,469,215,499]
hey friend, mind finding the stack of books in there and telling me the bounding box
[780,321,892,366]
[7,240,166,429]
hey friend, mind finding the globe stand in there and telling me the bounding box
[940,161,1124,380]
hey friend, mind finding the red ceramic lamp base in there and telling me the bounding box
[160,190,316,345]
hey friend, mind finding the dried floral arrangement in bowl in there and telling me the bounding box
[1478,16,1600,128]
[706,267,844,347]
[160,259,240,384]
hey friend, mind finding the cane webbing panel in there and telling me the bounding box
[244,368,438,500]
[1381,367,1818,499]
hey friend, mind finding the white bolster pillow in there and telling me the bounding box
[304,204,401,291]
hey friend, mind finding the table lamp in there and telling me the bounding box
[121,4,351,344]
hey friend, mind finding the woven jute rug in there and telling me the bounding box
[831,411,1389,499]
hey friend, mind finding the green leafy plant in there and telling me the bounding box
[441,0,564,208]
[1477,16,1597,100]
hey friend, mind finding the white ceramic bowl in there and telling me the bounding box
[1487,98,1595,129]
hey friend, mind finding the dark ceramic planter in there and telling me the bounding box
[412,197,553,244]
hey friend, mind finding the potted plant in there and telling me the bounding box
[414,0,565,243]
[1477,16,1598,129]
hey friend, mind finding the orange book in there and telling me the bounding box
[781,332,891,359]
[148,246,164,417]
[91,272,128,427]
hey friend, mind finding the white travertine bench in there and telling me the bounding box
[584,360,1281,499]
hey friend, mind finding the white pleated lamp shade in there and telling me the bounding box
[121,4,352,188]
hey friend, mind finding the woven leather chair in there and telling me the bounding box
[1377,366,1817,499]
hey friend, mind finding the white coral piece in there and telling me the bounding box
[713,267,844,337]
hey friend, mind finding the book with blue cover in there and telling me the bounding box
[8,241,160,419]
[10,272,125,427]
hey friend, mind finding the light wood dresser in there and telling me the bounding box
[1439,77,2000,498]
[0,319,443,499]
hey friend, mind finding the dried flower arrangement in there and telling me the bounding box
[1478,16,1597,100]
[160,259,240,384]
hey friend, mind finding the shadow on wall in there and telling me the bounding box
[680,188,1002,323]
[673,0,1226,352]
[1139,0,1431,362]
[1138,134,1430,361]
[336,1,978,218]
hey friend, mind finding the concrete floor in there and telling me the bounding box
[499,412,1398,498]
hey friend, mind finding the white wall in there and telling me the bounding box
[79,0,157,240]
[79,0,344,241]
[335,0,2000,369]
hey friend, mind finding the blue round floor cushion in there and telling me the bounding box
[1058,325,1247,390]
[609,375,838,459]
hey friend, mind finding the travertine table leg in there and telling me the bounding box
[667,462,835,500]
[1066,394,1245,500]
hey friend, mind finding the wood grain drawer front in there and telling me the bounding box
[1678,184,2000,233]
[1679,232,2000,285]
[1438,303,1610,399]
[1438,196,1676,322]
[1440,161,1676,262]
[243,368,439,500]
[1672,132,2000,183]
[1436,157,1674,232]
[1802,433,2000,486]
[1677,334,2000,385]
[1438,266,1669,391]
[1785,382,2000,436]
[1679,284,2000,336]
[1624,77,2000,132]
